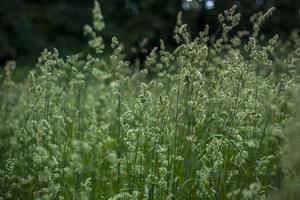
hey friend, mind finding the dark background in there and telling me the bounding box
[0,0,300,67]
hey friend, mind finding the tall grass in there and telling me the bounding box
[0,2,300,200]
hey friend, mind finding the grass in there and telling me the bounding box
[0,2,300,200]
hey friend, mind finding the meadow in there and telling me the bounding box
[1,2,300,200]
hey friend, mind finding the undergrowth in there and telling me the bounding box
[1,2,300,200]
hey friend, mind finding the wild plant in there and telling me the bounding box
[0,2,300,200]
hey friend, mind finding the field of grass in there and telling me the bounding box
[1,2,300,200]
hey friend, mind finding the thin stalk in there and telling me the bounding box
[117,89,121,192]
[172,78,180,197]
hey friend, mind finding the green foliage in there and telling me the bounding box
[1,2,300,200]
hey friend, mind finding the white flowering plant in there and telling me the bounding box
[0,2,300,200]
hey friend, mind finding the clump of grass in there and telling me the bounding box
[1,2,300,200]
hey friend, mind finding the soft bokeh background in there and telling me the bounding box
[0,0,299,67]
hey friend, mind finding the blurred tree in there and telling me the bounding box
[0,0,299,66]
[0,0,91,65]
[101,0,182,61]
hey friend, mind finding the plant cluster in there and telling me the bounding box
[1,2,300,200]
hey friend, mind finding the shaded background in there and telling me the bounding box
[0,0,300,67]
